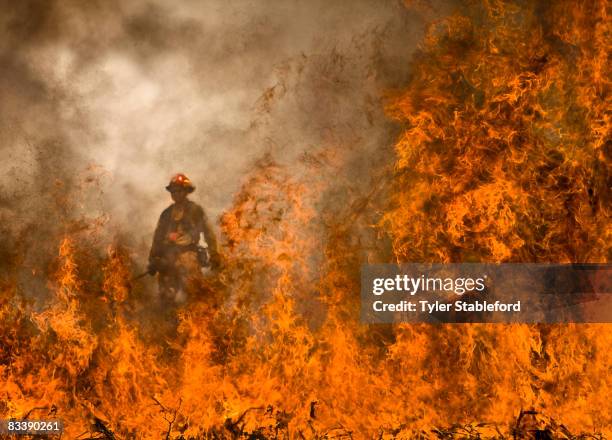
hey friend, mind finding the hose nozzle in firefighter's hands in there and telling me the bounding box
[167,232,193,246]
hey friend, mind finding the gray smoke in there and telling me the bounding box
[0,0,451,270]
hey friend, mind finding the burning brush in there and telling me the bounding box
[0,0,610,438]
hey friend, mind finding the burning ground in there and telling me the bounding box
[0,0,611,438]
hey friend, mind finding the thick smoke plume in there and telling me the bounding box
[0,0,442,270]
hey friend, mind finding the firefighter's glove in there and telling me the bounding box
[175,234,193,246]
[168,232,192,246]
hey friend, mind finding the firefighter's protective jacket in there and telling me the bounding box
[149,200,218,270]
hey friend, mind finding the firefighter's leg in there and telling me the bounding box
[176,251,203,302]
[155,269,182,352]
[158,271,175,302]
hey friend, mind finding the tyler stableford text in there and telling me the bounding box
[370,275,521,313]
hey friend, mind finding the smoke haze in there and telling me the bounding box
[1,0,449,266]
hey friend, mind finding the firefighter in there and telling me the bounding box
[147,173,220,304]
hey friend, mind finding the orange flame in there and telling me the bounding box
[1,0,610,438]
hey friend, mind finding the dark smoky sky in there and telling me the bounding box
[1,0,453,260]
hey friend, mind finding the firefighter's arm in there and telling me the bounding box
[199,207,221,268]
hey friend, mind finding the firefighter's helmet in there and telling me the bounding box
[166,173,195,193]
